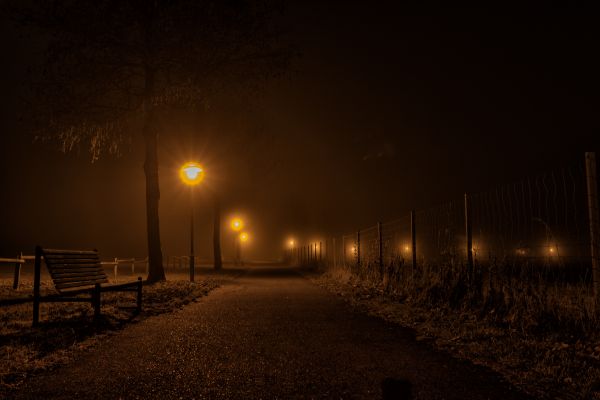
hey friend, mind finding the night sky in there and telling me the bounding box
[0,3,598,260]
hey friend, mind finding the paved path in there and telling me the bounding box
[15,266,531,399]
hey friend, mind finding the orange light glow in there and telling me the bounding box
[288,239,295,247]
[239,232,249,242]
[179,162,205,186]
[230,218,244,231]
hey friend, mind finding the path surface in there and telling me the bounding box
[15,266,531,399]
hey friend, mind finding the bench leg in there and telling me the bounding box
[32,246,42,327]
[136,277,143,313]
[13,261,21,289]
[93,283,101,319]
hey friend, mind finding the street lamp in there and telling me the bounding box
[239,232,249,265]
[230,217,244,232]
[288,239,295,262]
[230,217,244,265]
[180,161,205,282]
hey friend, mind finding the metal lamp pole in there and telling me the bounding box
[189,186,195,282]
[180,161,205,282]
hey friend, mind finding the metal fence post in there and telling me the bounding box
[586,152,600,307]
[342,236,346,267]
[32,246,42,326]
[113,257,118,283]
[333,237,337,269]
[411,210,417,271]
[356,230,361,267]
[319,241,322,261]
[377,222,383,269]
[465,193,474,280]
[13,253,22,289]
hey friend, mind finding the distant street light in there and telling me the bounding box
[230,217,245,265]
[230,217,244,232]
[288,239,295,263]
[180,161,205,282]
[239,232,249,265]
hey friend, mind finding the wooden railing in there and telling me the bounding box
[0,256,25,289]
[100,257,148,283]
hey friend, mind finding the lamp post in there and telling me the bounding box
[288,239,295,263]
[230,217,244,265]
[239,232,249,265]
[180,162,205,282]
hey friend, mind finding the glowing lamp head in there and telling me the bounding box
[239,232,249,242]
[288,239,295,247]
[180,162,205,186]
[231,218,244,231]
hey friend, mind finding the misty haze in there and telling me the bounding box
[0,2,599,399]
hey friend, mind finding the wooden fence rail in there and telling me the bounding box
[100,257,148,283]
[0,257,25,289]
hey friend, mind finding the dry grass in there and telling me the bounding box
[312,260,600,400]
[0,272,219,395]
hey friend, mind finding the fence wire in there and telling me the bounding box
[308,157,595,289]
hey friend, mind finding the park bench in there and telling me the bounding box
[33,246,143,326]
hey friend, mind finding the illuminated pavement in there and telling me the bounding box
[15,266,531,399]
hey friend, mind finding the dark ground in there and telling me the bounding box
[12,266,532,399]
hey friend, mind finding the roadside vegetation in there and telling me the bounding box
[310,259,600,400]
[0,272,219,395]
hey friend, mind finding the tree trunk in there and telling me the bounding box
[141,63,164,281]
[142,5,165,283]
[144,110,166,282]
[213,196,223,270]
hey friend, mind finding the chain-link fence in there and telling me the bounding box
[295,153,599,304]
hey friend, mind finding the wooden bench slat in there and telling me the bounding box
[54,278,108,286]
[44,256,99,260]
[44,257,100,263]
[45,255,99,260]
[50,268,105,276]
[50,271,104,279]
[55,278,108,290]
[51,269,107,278]
[48,264,103,271]
[46,262,100,267]
[52,273,108,283]
[50,272,105,280]
[43,249,98,255]
[49,270,104,277]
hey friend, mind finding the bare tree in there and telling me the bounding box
[13,0,291,281]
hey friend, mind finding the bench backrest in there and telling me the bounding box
[40,248,108,292]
